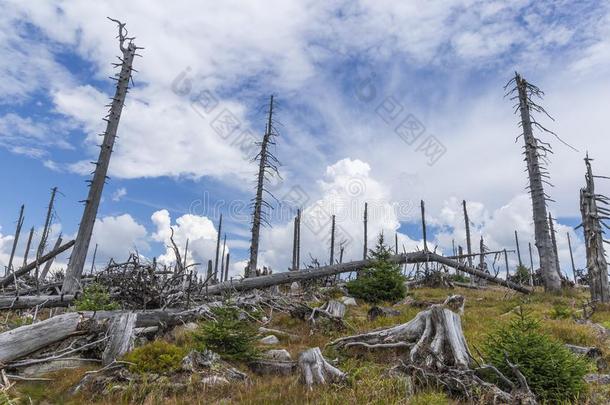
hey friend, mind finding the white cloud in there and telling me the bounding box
[89,214,149,264]
[151,209,221,274]
[111,187,127,202]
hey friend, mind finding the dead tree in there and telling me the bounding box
[363,202,368,260]
[214,214,222,282]
[5,205,24,278]
[39,235,62,281]
[329,215,336,265]
[246,95,280,277]
[220,234,227,282]
[224,253,230,282]
[63,18,140,294]
[292,213,298,270]
[567,232,577,284]
[34,187,57,291]
[507,72,561,292]
[548,213,562,279]
[22,227,34,269]
[514,230,522,266]
[528,242,535,286]
[579,155,610,302]
[462,200,473,268]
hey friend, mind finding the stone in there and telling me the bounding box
[340,296,357,306]
[201,376,230,386]
[263,349,292,361]
[260,335,279,345]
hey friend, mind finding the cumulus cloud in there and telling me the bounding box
[111,187,127,202]
[151,209,222,274]
[89,214,149,264]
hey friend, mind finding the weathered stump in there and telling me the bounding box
[298,347,346,388]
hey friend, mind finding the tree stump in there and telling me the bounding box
[298,347,346,388]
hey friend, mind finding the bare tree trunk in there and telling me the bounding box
[527,242,534,287]
[462,200,473,268]
[363,202,368,260]
[292,215,298,270]
[22,227,34,269]
[220,234,226,282]
[63,19,138,294]
[548,212,562,280]
[567,232,577,284]
[579,155,610,302]
[247,95,277,278]
[514,230,522,266]
[214,214,222,282]
[89,243,98,276]
[102,312,137,365]
[6,205,24,278]
[504,249,509,280]
[329,215,335,265]
[513,73,560,292]
[224,253,230,282]
[296,209,301,270]
[39,235,62,281]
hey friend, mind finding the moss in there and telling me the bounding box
[123,341,186,374]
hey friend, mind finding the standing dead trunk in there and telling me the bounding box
[329,215,336,265]
[214,214,222,282]
[514,230,522,267]
[224,253,230,282]
[462,200,473,268]
[363,202,368,260]
[247,95,278,278]
[292,214,298,270]
[567,232,577,284]
[528,242,535,286]
[6,205,24,278]
[511,73,561,292]
[579,155,610,303]
[39,235,62,281]
[63,19,138,294]
[220,234,226,282]
[22,227,34,269]
[548,213,562,280]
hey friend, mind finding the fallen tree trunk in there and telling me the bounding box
[0,312,84,363]
[203,252,532,295]
[0,240,75,287]
[102,312,137,365]
[0,294,77,310]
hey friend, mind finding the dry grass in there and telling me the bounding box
[7,286,610,404]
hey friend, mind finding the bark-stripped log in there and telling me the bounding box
[101,312,137,365]
[203,252,532,295]
[0,312,83,363]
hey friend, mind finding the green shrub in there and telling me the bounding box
[123,341,186,374]
[550,303,574,320]
[508,264,531,285]
[74,283,120,311]
[449,273,470,283]
[346,234,406,304]
[191,307,259,361]
[483,308,588,402]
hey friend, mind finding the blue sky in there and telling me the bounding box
[1,0,610,279]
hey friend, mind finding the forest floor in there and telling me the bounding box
[3,285,610,404]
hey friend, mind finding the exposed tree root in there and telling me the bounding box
[298,347,346,388]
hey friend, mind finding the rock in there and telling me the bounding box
[290,282,301,292]
[260,335,279,345]
[584,374,610,384]
[201,376,230,386]
[183,322,198,331]
[249,358,296,376]
[181,349,220,372]
[263,349,292,361]
[340,296,357,306]
[367,306,401,321]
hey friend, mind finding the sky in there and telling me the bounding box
[1,0,609,280]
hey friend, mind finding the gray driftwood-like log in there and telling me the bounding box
[101,312,137,365]
[331,295,469,367]
[0,239,75,288]
[579,155,610,302]
[246,95,279,278]
[0,294,77,310]
[0,312,84,363]
[510,73,561,292]
[298,347,346,388]
[62,19,139,294]
[203,251,532,295]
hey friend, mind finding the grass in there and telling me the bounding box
[7,286,610,404]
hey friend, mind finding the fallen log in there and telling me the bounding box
[203,251,532,295]
[0,240,75,287]
[0,312,84,363]
[0,294,77,310]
